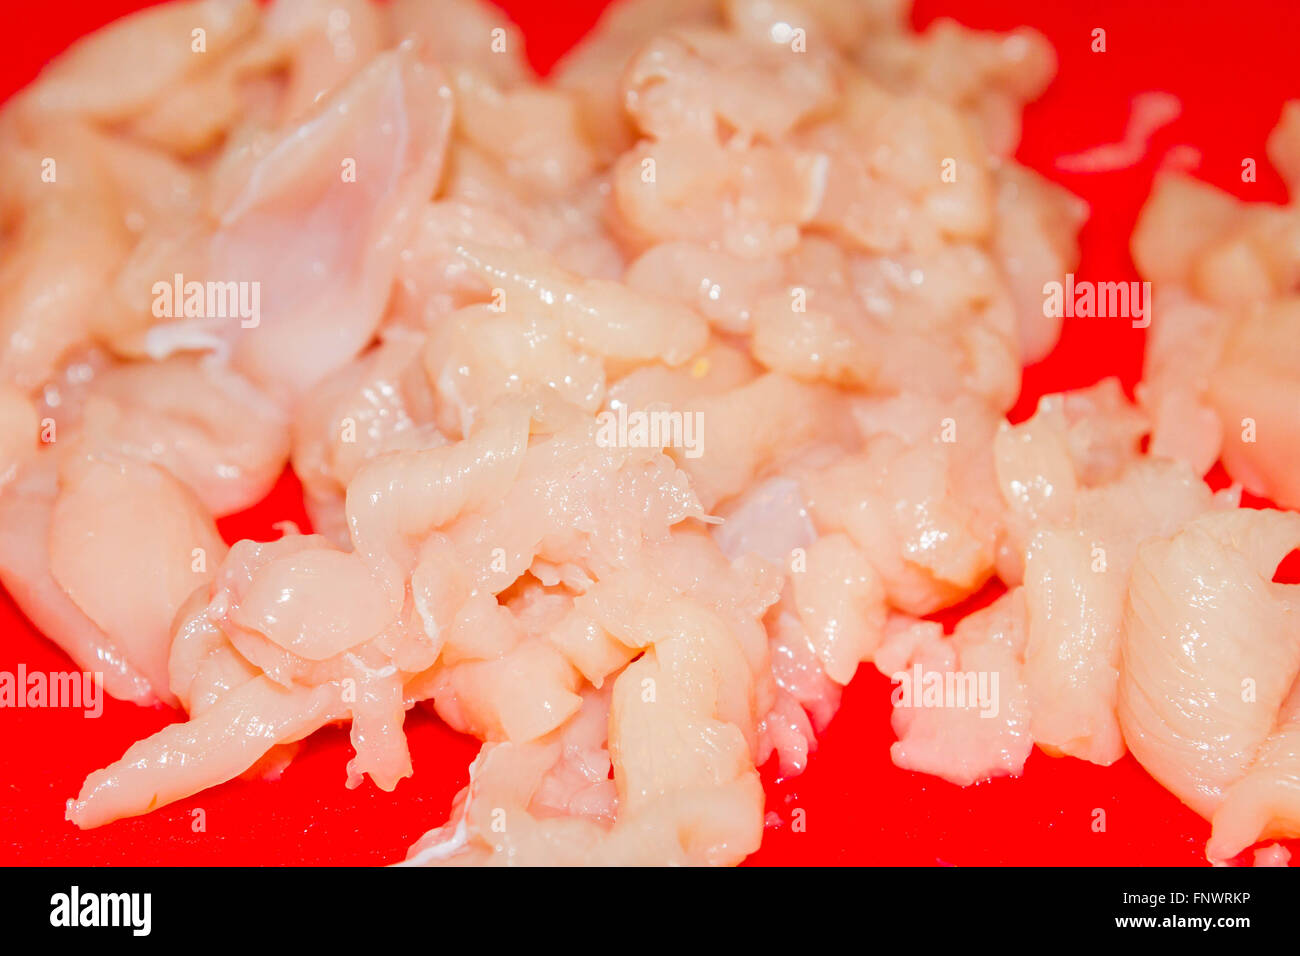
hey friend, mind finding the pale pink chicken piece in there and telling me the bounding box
[388,199,528,327]
[449,65,596,199]
[1208,683,1300,863]
[766,590,845,734]
[120,26,282,158]
[67,527,435,826]
[990,164,1087,363]
[68,675,349,828]
[713,475,817,569]
[1207,299,1300,510]
[671,373,853,512]
[1135,289,1228,477]
[393,434,779,867]
[606,600,764,859]
[995,379,1149,583]
[613,133,829,260]
[438,412,708,598]
[749,243,1023,411]
[622,242,784,336]
[723,0,905,54]
[792,532,887,685]
[426,576,584,745]
[800,397,1003,615]
[13,0,258,122]
[66,124,203,232]
[48,454,227,709]
[127,47,454,403]
[450,242,708,367]
[403,683,682,866]
[403,739,606,866]
[856,18,1055,158]
[1119,510,1300,819]
[800,78,994,255]
[543,528,779,703]
[263,0,385,123]
[75,356,289,516]
[1266,100,1300,190]
[410,600,766,866]
[886,588,1033,786]
[0,442,227,710]
[1132,128,1300,506]
[996,383,1233,765]
[622,27,839,144]
[525,684,619,825]
[167,585,259,717]
[607,29,841,258]
[0,384,39,490]
[711,474,833,775]
[1253,844,1293,867]
[420,446,727,749]
[607,339,759,415]
[424,305,606,438]
[344,400,530,603]
[0,464,158,704]
[1132,174,1300,309]
[386,0,531,87]
[551,0,723,162]
[0,124,130,391]
[1020,460,1232,766]
[435,147,626,283]
[293,329,443,544]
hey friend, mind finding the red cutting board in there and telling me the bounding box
[1,0,1297,866]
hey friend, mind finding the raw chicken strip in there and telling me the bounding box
[48,454,227,708]
[1119,510,1300,819]
[450,242,708,366]
[68,676,348,828]
[0,465,158,704]
[1020,460,1230,765]
[1209,683,1300,863]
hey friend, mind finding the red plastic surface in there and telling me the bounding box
[2,0,1298,866]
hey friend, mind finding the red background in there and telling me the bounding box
[2,0,1298,866]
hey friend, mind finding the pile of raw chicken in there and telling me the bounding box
[1,0,1298,866]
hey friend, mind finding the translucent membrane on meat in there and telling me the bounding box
[3,0,1295,866]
